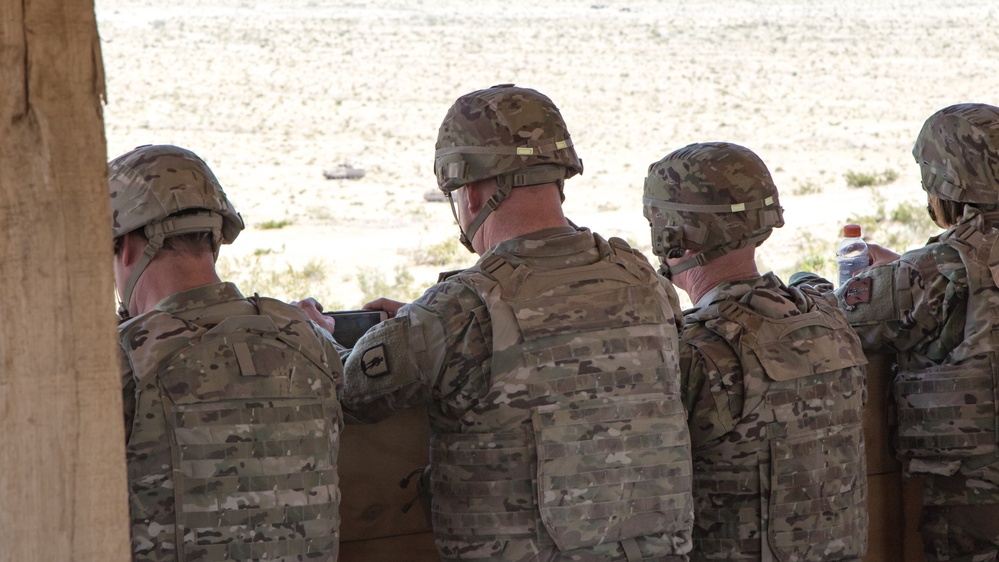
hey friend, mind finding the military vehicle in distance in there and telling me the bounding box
[323,162,365,180]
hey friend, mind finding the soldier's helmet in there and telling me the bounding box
[109,145,244,318]
[643,142,784,275]
[434,84,583,193]
[434,85,583,253]
[913,103,999,204]
[109,144,244,245]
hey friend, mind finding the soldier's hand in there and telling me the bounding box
[363,297,405,318]
[864,243,901,269]
[294,298,336,333]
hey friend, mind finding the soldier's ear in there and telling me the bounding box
[119,231,144,268]
[463,179,497,215]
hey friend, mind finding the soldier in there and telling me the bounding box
[111,145,343,562]
[792,103,999,561]
[301,85,694,561]
[643,142,869,561]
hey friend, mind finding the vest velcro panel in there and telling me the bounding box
[894,355,997,457]
[431,236,693,558]
[128,309,340,562]
[534,394,692,551]
[690,295,867,561]
[893,220,999,465]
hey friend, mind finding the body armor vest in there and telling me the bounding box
[685,287,867,561]
[894,215,999,470]
[121,297,341,562]
[430,235,693,559]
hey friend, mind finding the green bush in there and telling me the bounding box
[256,219,292,230]
[786,232,835,281]
[847,193,939,252]
[357,265,423,304]
[844,168,899,189]
[407,237,468,268]
[217,254,342,308]
[792,180,822,196]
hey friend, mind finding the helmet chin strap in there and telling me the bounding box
[444,166,568,254]
[116,213,224,319]
[663,231,772,277]
[117,231,166,320]
[446,182,514,254]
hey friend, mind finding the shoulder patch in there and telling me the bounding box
[842,277,872,309]
[360,344,390,377]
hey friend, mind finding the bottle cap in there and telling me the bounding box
[843,224,862,237]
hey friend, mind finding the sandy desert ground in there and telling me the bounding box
[94,0,999,309]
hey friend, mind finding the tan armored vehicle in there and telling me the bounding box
[323,162,366,180]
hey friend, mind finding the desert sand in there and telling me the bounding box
[95,0,999,309]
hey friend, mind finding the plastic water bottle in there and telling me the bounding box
[837,224,869,287]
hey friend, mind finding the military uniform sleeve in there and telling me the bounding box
[305,321,346,389]
[787,271,835,295]
[679,324,744,449]
[832,245,966,355]
[341,279,489,424]
[658,274,686,331]
[120,345,136,443]
[678,339,704,418]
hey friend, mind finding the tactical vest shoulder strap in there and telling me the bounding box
[470,245,648,304]
[120,311,209,386]
[251,295,331,373]
[712,297,865,381]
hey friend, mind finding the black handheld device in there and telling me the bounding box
[322,309,388,348]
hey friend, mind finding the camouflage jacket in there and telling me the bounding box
[342,226,693,561]
[796,209,999,506]
[119,282,344,561]
[680,273,868,561]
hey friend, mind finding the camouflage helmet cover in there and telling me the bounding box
[643,142,784,264]
[434,84,584,192]
[109,144,244,244]
[913,103,999,204]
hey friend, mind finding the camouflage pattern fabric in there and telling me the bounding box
[119,282,343,562]
[642,143,784,275]
[913,104,999,205]
[792,209,999,561]
[434,84,583,194]
[679,273,868,562]
[109,144,243,243]
[108,144,245,319]
[434,84,585,254]
[342,226,693,561]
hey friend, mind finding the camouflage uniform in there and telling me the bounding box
[644,143,869,561]
[339,85,693,561]
[120,283,344,562]
[791,104,999,562]
[111,145,343,562]
[342,225,694,562]
[680,274,868,561]
[796,210,999,562]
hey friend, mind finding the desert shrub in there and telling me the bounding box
[256,219,292,230]
[357,265,423,304]
[786,232,836,281]
[844,168,899,188]
[848,193,939,251]
[792,180,823,196]
[217,254,342,308]
[407,237,468,268]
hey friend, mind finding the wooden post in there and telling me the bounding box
[0,1,130,560]
[863,352,925,562]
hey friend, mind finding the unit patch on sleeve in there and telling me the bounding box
[842,277,873,310]
[360,344,390,377]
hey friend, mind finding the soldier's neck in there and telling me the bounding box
[130,254,222,315]
[677,247,760,305]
